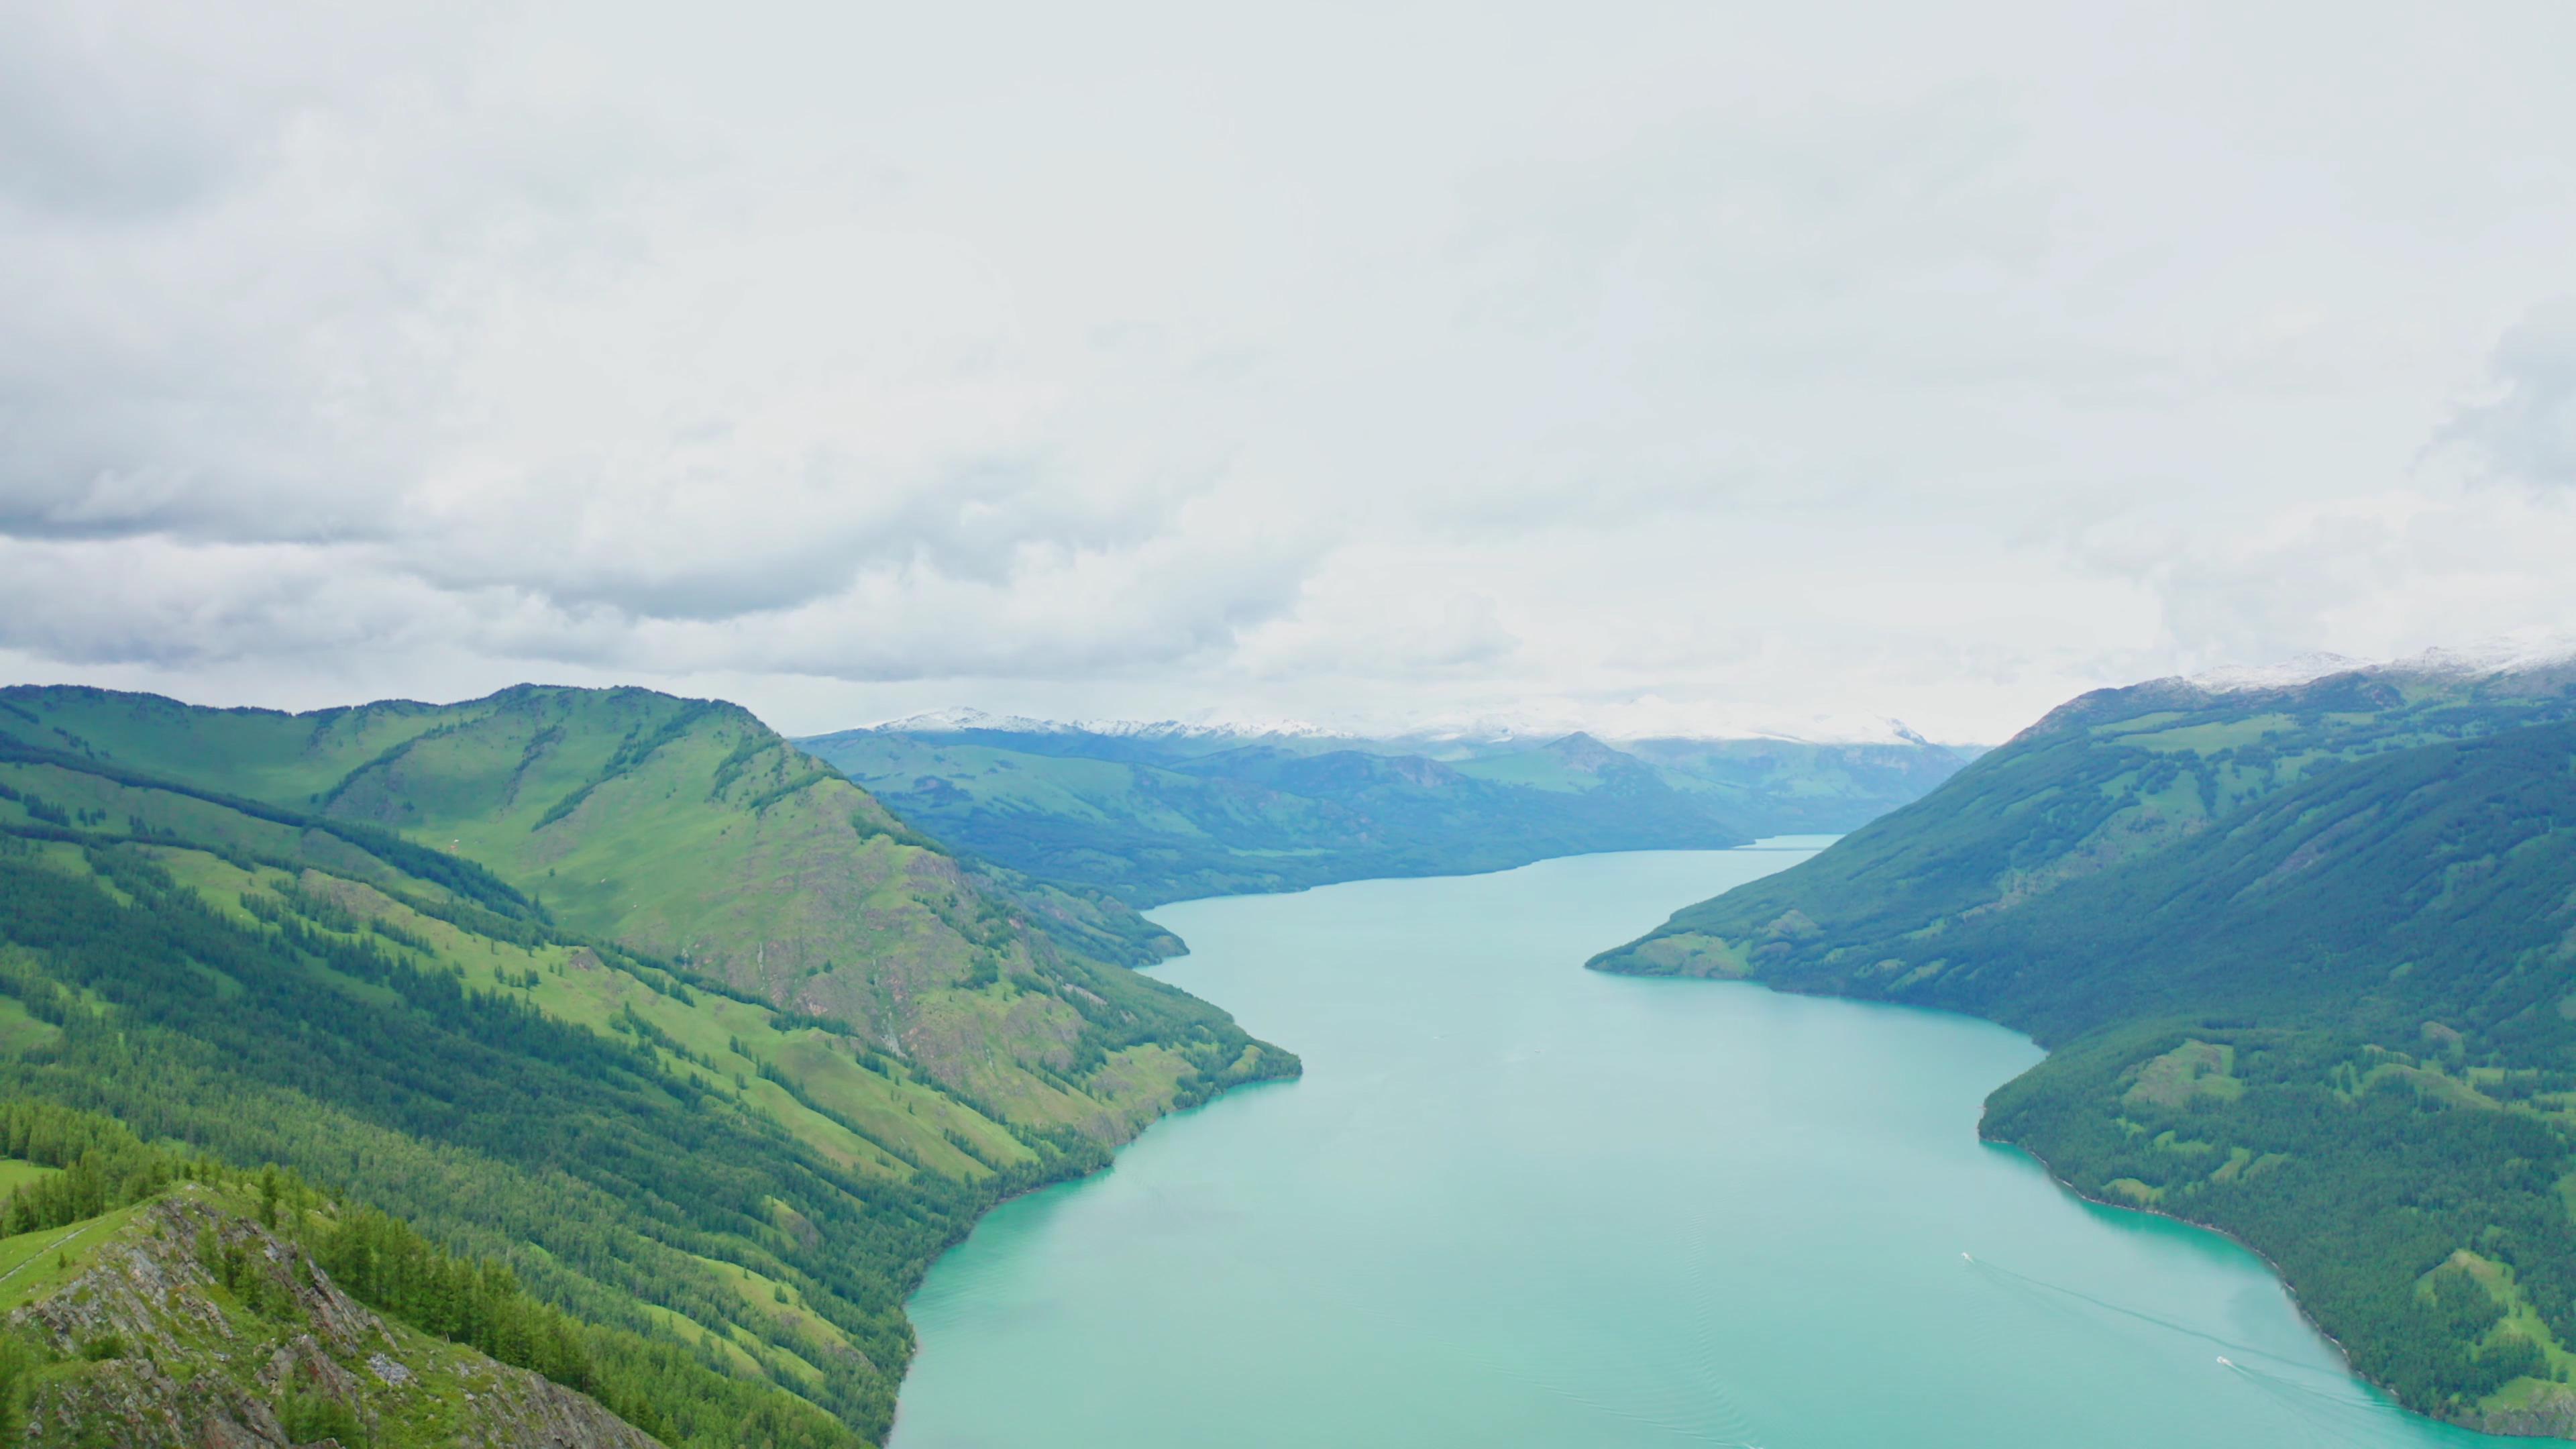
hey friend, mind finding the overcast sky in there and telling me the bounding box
[5,2,2575,743]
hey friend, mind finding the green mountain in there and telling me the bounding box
[798,714,1969,906]
[1593,657,2576,1433]
[0,684,1293,1445]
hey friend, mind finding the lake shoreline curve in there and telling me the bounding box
[1987,1105,2576,1441]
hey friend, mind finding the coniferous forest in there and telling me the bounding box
[0,684,1297,1446]
[1597,662,2576,1430]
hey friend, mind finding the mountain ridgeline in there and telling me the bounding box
[1593,657,2576,1435]
[799,715,1971,906]
[0,683,1295,1446]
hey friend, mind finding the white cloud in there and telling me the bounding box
[5,1,2576,743]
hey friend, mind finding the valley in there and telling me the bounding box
[891,847,2518,1449]
[2,660,2572,1446]
[800,711,1970,906]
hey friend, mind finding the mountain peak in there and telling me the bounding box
[2174,631,2576,698]
[872,705,1069,733]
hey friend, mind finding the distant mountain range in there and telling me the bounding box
[867,704,1951,749]
[798,713,1976,907]
[1593,645,2576,1434]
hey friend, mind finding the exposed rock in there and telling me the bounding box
[2459,1385,2576,1440]
[4,1188,661,1449]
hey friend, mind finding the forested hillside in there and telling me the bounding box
[1593,659,2576,1435]
[0,684,1295,1445]
[801,716,1966,905]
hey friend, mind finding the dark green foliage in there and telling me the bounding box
[0,1099,208,1233]
[1987,1026,2576,1411]
[0,1335,36,1446]
[305,1201,853,1449]
[275,1379,366,1446]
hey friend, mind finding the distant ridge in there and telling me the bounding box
[804,708,1970,906]
[865,704,1951,749]
[871,706,1346,741]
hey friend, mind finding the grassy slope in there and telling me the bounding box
[803,724,1967,906]
[0,684,1241,1134]
[1591,666,2576,1431]
[0,683,1295,1443]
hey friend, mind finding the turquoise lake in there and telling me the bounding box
[892,844,2516,1448]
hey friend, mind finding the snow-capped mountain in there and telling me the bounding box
[2177,631,2576,696]
[2385,629,2576,680]
[870,706,1071,735]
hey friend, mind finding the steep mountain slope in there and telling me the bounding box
[1592,659,2576,1433]
[1599,661,2576,983]
[799,716,1970,906]
[0,684,1209,1127]
[0,684,1293,1444]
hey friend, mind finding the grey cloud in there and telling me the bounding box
[0,3,488,221]
[381,449,1220,624]
[0,495,1324,688]
[0,13,247,219]
[2438,300,2576,492]
[0,538,445,666]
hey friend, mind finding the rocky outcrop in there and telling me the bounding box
[2457,1387,2576,1441]
[6,1188,659,1448]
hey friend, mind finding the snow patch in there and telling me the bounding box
[2381,629,2576,680]
[2176,631,2576,696]
[2186,653,2364,693]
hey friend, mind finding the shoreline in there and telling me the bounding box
[1982,1130,2566,1438]
[903,849,2502,1447]
[1610,952,2552,1440]
[886,1056,1301,1437]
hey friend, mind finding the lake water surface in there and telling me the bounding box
[894,845,2515,1448]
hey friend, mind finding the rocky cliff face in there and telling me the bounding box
[6,1189,658,1449]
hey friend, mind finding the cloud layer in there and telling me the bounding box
[7,1,2576,741]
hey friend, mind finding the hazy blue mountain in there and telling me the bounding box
[798,712,1973,906]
